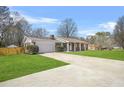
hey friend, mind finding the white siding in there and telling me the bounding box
[36,40,56,53]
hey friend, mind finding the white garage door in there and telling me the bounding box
[36,41,55,53]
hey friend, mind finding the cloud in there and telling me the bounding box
[99,22,116,31]
[78,22,116,37]
[22,14,59,24]
[48,29,56,32]
[86,33,95,36]
[78,30,98,37]
[9,7,59,24]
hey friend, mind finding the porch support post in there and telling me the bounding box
[79,43,82,51]
[84,44,86,51]
[69,43,72,51]
[66,42,69,52]
[74,43,76,51]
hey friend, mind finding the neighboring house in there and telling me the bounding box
[7,45,18,48]
[88,44,100,50]
[24,36,88,53]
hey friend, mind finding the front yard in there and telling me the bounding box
[0,54,68,82]
[65,50,124,61]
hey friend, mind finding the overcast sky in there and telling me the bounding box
[9,6,124,37]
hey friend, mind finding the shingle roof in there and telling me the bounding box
[56,37,88,44]
[28,37,58,42]
[26,36,88,44]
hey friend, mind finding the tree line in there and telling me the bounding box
[87,16,124,49]
[0,6,124,49]
[0,6,78,47]
[86,32,114,50]
[0,6,48,47]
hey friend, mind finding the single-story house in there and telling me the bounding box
[24,36,88,53]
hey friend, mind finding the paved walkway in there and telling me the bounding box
[0,53,124,87]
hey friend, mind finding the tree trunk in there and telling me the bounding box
[122,46,124,50]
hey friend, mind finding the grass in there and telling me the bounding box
[65,50,124,61]
[0,54,68,82]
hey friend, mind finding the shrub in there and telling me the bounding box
[26,45,39,54]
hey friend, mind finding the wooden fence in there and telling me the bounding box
[0,47,25,56]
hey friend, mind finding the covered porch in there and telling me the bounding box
[66,42,88,52]
[55,37,88,52]
[55,42,88,52]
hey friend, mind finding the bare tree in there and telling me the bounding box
[11,11,32,37]
[86,35,96,44]
[31,28,48,38]
[0,7,32,47]
[86,32,113,50]
[95,32,113,49]
[57,18,78,38]
[4,11,32,47]
[0,6,13,47]
[3,25,19,46]
[14,18,32,46]
[114,16,124,49]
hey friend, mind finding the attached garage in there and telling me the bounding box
[36,39,56,53]
[24,37,57,53]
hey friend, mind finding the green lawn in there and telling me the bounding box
[65,50,124,61]
[0,54,68,82]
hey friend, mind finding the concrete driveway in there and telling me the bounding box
[0,53,124,87]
